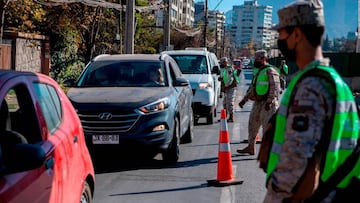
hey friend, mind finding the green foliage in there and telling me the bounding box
[3,0,206,82]
[5,0,46,33]
[134,12,162,53]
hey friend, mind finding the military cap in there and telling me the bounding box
[255,50,268,59]
[273,0,325,30]
[220,57,229,63]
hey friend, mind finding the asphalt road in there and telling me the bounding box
[92,69,267,203]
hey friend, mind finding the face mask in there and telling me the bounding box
[277,38,296,62]
[254,61,263,68]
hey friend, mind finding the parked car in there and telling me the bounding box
[0,70,95,203]
[64,54,193,163]
[161,48,221,124]
[242,58,252,69]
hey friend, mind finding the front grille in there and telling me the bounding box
[77,110,140,133]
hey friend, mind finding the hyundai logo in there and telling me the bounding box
[98,112,113,120]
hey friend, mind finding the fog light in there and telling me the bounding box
[153,124,165,131]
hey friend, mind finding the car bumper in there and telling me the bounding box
[192,88,215,106]
[84,110,175,153]
[192,102,212,116]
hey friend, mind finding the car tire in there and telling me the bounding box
[80,181,92,203]
[213,106,217,118]
[206,108,214,124]
[162,117,180,163]
[194,115,199,125]
[181,109,194,144]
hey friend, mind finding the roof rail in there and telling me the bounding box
[92,54,110,61]
[185,47,207,51]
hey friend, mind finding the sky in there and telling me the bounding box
[200,0,244,12]
[194,0,358,39]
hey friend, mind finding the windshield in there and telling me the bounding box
[170,55,208,74]
[76,61,168,87]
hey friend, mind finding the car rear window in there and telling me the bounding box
[170,55,208,74]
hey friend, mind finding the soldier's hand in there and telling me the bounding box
[239,100,246,108]
[265,102,271,111]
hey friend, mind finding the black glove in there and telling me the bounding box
[265,102,271,111]
[239,100,246,108]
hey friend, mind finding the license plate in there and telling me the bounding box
[92,135,119,144]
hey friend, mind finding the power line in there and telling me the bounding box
[213,0,223,10]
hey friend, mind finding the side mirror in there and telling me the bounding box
[212,66,220,75]
[3,144,46,175]
[174,77,190,87]
[63,78,76,87]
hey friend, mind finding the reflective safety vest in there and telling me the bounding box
[281,64,289,75]
[254,64,273,96]
[275,64,289,75]
[221,66,240,86]
[267,63,360,189]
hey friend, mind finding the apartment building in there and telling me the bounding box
[230,0,273,49]
[208,10,225,40]
[156,0,195,27]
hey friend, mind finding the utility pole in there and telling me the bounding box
[221,24,225,57]
[118,0,122,54]
[115,1,122,54]
[125,0,134,54]
[215,12,218,56]
[163,0,171,50]
[203,0,208,48]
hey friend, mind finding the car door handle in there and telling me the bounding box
[73,135,78,143]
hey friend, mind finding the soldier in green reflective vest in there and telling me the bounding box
[264,0,360,202]
[219,57,240,122]
[278,60,288,91]
[237,50,281,155]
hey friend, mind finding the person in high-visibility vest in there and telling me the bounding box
[278,60,288,92]
[263,0,360,202]
[237,50,281,155]
[218,57,240,122]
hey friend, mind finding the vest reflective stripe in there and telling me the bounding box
[219,143,231,152]
[266,63,360,189]
[255,65,272,96]
[328,138,358,151]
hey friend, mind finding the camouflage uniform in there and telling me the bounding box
[222,65,239,118]
[264,59,336,203]
[265,1,338,202]
[248,68,280,146]
[238,50,281,154]
[220,57,239,122]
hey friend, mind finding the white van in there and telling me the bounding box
[162,48,221,124]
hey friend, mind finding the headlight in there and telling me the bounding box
[199,82,212,89]
[138,98,170,114]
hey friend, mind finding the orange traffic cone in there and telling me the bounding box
[207,109,243,187]
[256,134,262,144]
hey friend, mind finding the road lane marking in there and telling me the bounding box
[220,166,237,203]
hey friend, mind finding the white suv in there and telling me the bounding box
[162,48,221,124]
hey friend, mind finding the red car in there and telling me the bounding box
[0,70,95,202]
[232,59,242,70]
